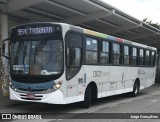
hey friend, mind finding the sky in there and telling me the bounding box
[102,0,160,23]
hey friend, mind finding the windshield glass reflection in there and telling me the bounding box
[11,39,63,75]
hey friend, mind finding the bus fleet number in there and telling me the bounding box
[93,71,102,77]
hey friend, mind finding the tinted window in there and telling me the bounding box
[132,47,137,65]
[124,46,129,65]
[145,50,150,66]
[102,41,109,52]
[113,43,120,54]
[86,37,98,64]
[86,37,98,51]
[66,33,82,80]
[150,51,156,66]
[100,41,109,64]
[67,47,81,68]
[68,33,83,47]
[113,43,121,64]
[139,49,144,65]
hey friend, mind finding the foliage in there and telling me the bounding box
[143,18,160,30]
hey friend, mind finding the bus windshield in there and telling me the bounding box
[11,37,63,76]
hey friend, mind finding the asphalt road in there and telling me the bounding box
[1,84,160,122]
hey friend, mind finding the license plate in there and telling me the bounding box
[26,94,35,99]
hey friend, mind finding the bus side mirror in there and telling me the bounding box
[69,47,76,61]
[2,38,10,60]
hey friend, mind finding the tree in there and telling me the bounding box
[143,18,160,30]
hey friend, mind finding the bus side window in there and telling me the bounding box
[112,43,121,64]
[85,37,98,64]
[132,47,137,65]
[124,45,129,65]
[139,49,144,66]
[145,50,150,66]
[100,41,109,64]
[150,51,156,66]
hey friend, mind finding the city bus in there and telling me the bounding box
[2,22,156,108]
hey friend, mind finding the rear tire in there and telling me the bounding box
[131,81,139,97]
[82,85,91,108]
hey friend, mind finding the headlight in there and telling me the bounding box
[9,82,17,91]
[45,81,63,93]
[9,81,12,85]
[9,82,14,89]
[54,81,63,90]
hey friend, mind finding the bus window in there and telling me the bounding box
[100,41,109,64]
[124,45,129,65]
[139,49,144,66]
[145,50,150,66]
[67,47,81,67]
[86,37,98,64]
[132,47,137,65]
[150,51,156,66]
[113,43,121,64]
[66,33,82,80]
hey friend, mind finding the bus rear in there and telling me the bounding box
[9,23,67,104]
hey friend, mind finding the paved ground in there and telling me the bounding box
[0,84,160,122]
[0,89,25,107]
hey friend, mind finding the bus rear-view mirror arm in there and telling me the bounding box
[2,38,10,60]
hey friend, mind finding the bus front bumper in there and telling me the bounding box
[9,87,66,104]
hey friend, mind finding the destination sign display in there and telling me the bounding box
[11,24,61,37]
[17,27,53,36]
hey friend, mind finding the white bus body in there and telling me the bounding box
[8,23,156,107]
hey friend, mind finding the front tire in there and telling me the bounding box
[82,85,91,108]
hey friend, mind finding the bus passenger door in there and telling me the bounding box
[65,32,83,103]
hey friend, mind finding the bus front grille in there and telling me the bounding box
[21,98,42,100]
[20,94,43,101]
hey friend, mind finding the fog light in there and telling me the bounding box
[47,88,52,93]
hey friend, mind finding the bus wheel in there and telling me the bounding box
[131,81,139,97]
[82,85,91,108]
